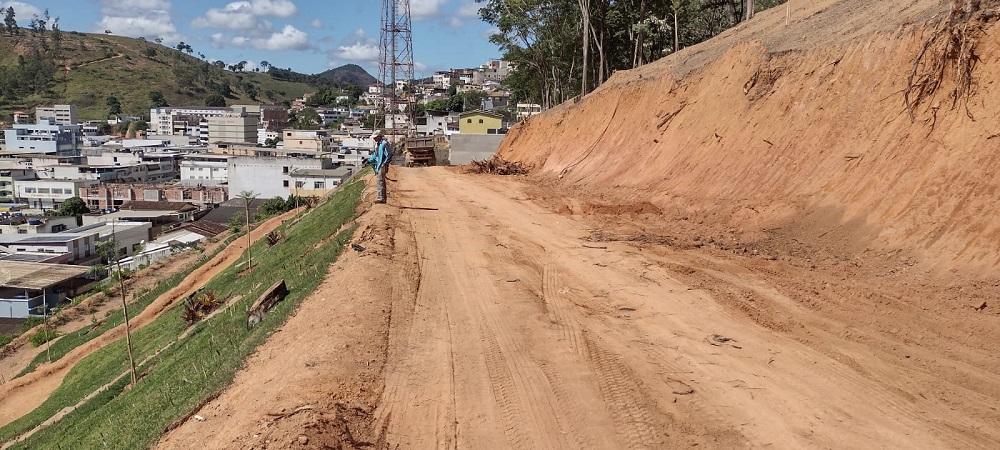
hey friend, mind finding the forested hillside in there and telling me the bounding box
[0,15,370,122]
[478,0,786,107]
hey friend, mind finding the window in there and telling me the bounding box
[17,229,27,234]
[283,166,289,174]
[467,119,472,123]
[283,180,289,187]
[295,181,304,188]
[479,119,484,123]
[314,182,325,189]
[38,188,50,194]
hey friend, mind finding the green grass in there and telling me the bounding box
[1,179,362,449]
[14,259,212,379]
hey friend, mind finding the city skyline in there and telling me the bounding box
[0,0,500,76]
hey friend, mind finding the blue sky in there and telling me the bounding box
[0,0,500,76]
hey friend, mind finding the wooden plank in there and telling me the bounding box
[246,280,289,329]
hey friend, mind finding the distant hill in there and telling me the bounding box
[0,31,338,121]
[315,64,376,87]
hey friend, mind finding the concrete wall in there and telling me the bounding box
[449,134,506,165]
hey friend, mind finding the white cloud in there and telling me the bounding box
[310,18,323,29]
[231,36,249,47]
[252,24,309,51]
[97,10,180,44]
[248,0,297,17]
[447,17,462,28]
[95,0,171,14]
[192,0,296,31]
[0,1,41,23]
[335,43,379,62]
[334,28,378,62]
[93,0,179,43]
[410,0,447,20]
[457,1,479,18]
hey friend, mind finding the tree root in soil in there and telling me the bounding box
[905,0,998,123]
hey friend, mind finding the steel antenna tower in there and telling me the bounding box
[378,0,415,137]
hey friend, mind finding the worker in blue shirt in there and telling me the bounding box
[367,129,391,203]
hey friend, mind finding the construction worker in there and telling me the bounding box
[368,129,391,204]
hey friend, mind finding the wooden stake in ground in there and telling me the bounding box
[111,224,137,385]
[238,190,259,274]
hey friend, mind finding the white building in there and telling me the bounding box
[228,156,335,198]
[35,105,77,126]
[289,168,354,197]
[0,231,100,263]
[0,216,77,235]
[180,154,231,186]
[65,221,152,258]
[3,120,83,154]
[17,179,99,210]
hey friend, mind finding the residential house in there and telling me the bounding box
[458,111,505,135]
[289,167,353,197]
[80,183,228,210]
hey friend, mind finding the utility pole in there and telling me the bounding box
[379,0,415,138]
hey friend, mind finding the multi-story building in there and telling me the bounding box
[0,231,99,263]
[282,129,334,155]
[0,160,34,202]
[180,154,231,186]
[3,119,83,155]
[35,105,77,126]
[207,113,257,144]
[228,156,336,198]
[16,179,100,210]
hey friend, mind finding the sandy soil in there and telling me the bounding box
[156,167,1000,449]
[0,208,300,429]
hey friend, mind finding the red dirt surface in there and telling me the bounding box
[11,1,1000,448]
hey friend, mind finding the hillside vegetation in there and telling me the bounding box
[0,30,368,121]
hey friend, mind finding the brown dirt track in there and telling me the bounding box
[11,0,1000,448]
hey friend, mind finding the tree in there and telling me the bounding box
[3,7,16,35]
[96,122,112,135]
[57,197,90,216]
[148,91,168,108]
[237,190,258,273]
[205,94,226,107]
[144,47,157,59]
[154,37,163,44]
[260,60,271,72]
[106,96,122,117]
[264,137,280,148]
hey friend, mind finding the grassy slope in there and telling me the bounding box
[0,32,315,120]
[0,177,363,449]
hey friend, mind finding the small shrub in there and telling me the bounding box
[29,328,60,347]
[0,334,13,347]
[19,316,46,334]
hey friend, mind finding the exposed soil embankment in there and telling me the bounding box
[499,0,1000,273]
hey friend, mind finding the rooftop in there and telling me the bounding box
[0,261,89,290]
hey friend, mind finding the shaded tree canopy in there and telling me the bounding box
[476,0,787,108]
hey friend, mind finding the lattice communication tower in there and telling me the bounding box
[378,0,415,137]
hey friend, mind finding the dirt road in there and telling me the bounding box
[157,167,1000,449]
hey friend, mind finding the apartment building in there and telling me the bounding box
[3,120,83,155]
[207,113,258,144]
[179,154,231,186]
[35,105,77,126]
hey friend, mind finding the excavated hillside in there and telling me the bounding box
[501,0,1000,273]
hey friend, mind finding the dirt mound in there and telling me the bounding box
[498,0,1000,274]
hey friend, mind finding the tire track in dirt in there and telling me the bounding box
[582,333,668,449]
